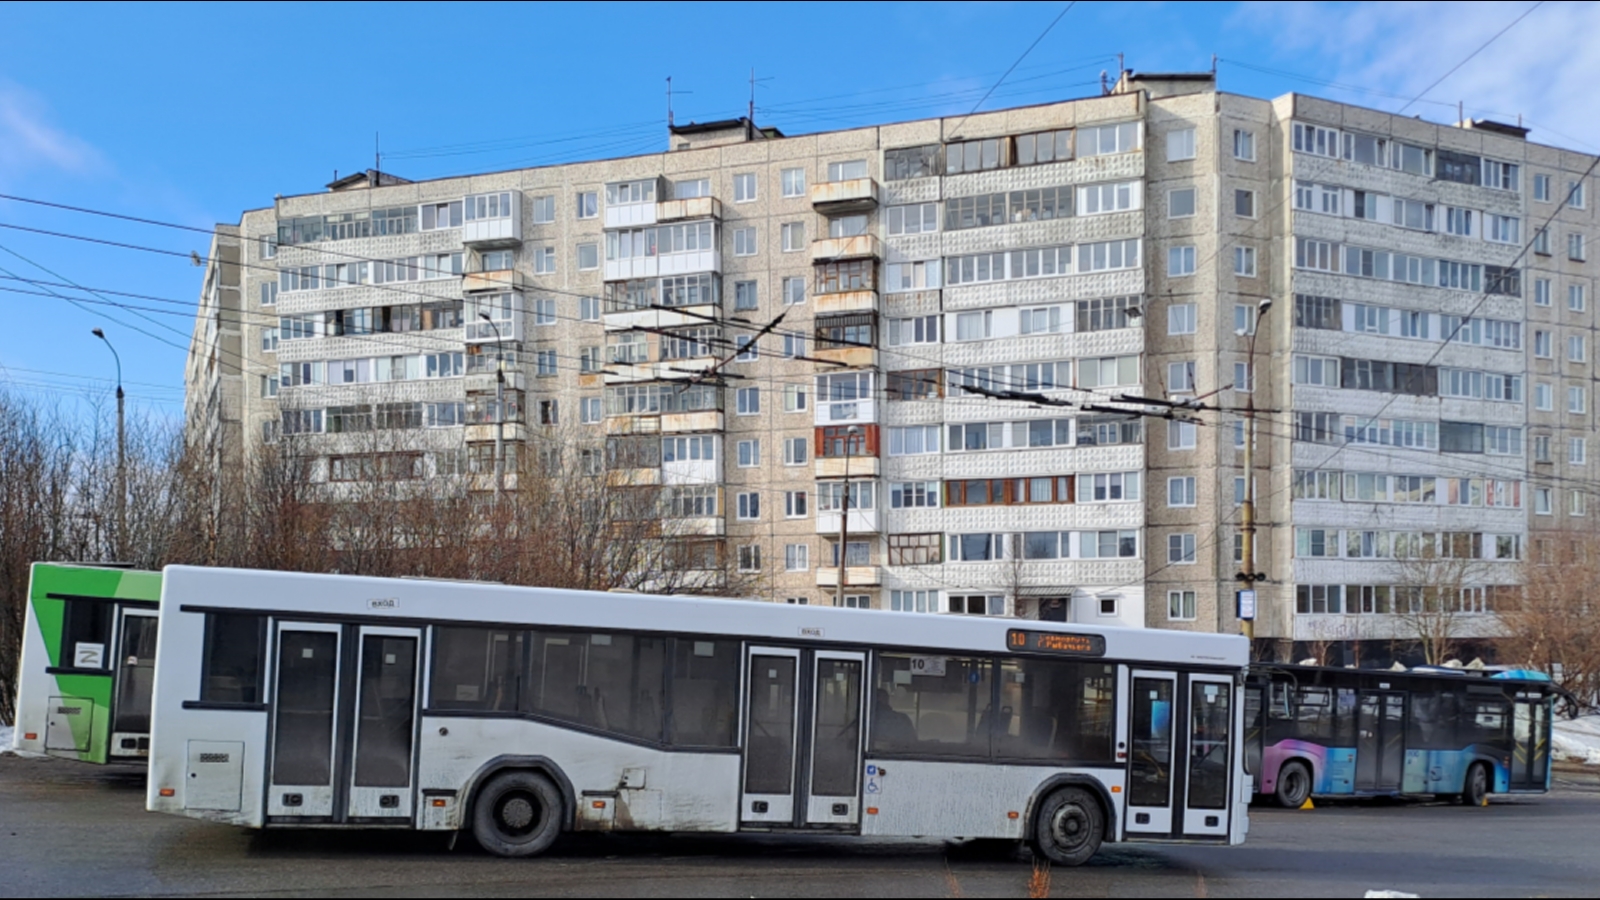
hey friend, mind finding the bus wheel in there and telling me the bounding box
[1459,763,1490,808]
[1275,761,1312,809]
[1032,787,1104,867]
[472,770,563,858]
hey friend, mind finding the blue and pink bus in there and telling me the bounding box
[1245,665,1559,807]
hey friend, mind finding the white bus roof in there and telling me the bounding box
[159,565,1248,667]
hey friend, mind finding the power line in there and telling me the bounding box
[944,2,1078,141]
[1394,0,1547,115]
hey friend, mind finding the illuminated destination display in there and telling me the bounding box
[1006,629,1107,657]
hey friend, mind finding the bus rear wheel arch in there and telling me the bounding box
[1031,786,1105,867]
[1458,762,1491,808]
[1274,760,1313,809]
[471,770,563,858]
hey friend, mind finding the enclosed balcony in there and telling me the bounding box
[461,269,525,293]
[815,481,880,535]
[814,313,878,369]
[604,220,720,282]
[810,233,881,264]
[602,274,721,332]
[657,196,722,222]
[815,289,879,316]
[815,567,882,588]
[461,191,521,247]
[809,177,879,214]
[463,293,524,343]
[603,177,666,229]
[813,371,876,426]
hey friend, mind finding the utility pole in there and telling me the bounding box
[835,425,860,607]
[1238,299,1273,649]
[479,314,506,501]
[92,328,125,561]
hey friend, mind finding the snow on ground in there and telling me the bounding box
[1553,715,1600,765]
[0,725,13,754]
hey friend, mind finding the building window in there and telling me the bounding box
[534,246,556,274]
[1234,303,1256,335]
[1168,303,1197,335]
[576,191,598,219]
[738,545,762,571]
[1235,189,1255,218]
[539,399,559,425]
[1233,129,1255,161]
[785,543,810,570]
[1234,361,1253,393]
[1232,246,1257,277]
[782,437,808,466]
[1169,246,1196,276]
[736,387,760,415]
[1536,331,1553,358]
[1533,174,1551,202]
[1168,591,1197,621]
[736,492,760,521]
[1168,419,1197,450]
[577,243,598,270]
[1168,476,1197,507]
[734,280,758,310]
[1168,188,1196,218]
[946,137,1004,174]
[785,491,809,518]
[1571,284,1587,312]
[781,276,805,307]
[1573,491,1588,517]
[259,282,278,306]
[1535,278,1552,306]
[781,168,806,198]
[1536,382,1553,410]
[826,159,867,182]
[1572,437,1587,465]
[261,327,279,352]
[781,222,805,252]
[1167,128,1196,162]
[1569,180,1587,209]
[734,227,757,257]
[783,384,808,413]
[734,173,757,203]
[890,590,937,613]
[580,397,601,424]
[1571,335,1588,363]
[1534,488,1552,515]
[734,335,757,362]
[1570,233,1587,262]
[887,203,939,235]
[536,349,558,376]
[1571,385,1587,413]
[1168,533,1197,564]
[579,296,601,321]
[1168,360,1195,393]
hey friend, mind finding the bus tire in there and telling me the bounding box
[471,770,563,858]
[1275,761,1312,809]
[1032,787,1104,867]
[1459,762,1490,808]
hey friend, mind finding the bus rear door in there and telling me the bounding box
[1355,692,1405,793]
[1509,694,1550,791]
[1125,670,1236,841]
[110,609,158,758]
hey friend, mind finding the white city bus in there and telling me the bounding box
[146,566,1249,864]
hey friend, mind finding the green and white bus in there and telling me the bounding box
[10,563,162,763]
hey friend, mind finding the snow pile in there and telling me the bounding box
[0,724,13,755]
[1553,715,1600,766]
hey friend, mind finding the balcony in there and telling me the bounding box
[465,422,527,444]
[604,249,721,283]
[464,311,523,344]
[657,197,722,222]
[462,269,524,293]
[668,516,725,537]
[815,456,879,479]
[815,567,882,588]
[816,509,879,535]
[813,396,876,426]
[662,410,723,433]
[607,467,662,488]
[603,302,721,333]
[461,193,522,247]
[810,234,881,264]
[815,290,878,316]
[809,178,879,214]
[603,357,719,384]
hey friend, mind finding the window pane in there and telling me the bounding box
[527,631,666,742]
[200,614,266,704]
[996,659,1117,762]
[870,654,992,757]
[430,627,524,711]
[669,639,741,747]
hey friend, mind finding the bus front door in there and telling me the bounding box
[110,608,158,758]
[1510,696,1550,791]
[1125,671,1237,840]
[1355,692,1404,793]
[268,623,343,819]
[739,647,867,829]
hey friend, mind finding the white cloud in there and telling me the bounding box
[1235,1,1600,154]
[0,81,105,177]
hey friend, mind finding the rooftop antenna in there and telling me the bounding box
[373,132,380,185]
[1117,52,1125,81]
[667,76,675,128]
[748,68,773,137]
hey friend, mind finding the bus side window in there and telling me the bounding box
[430,627,524,712]
[62,599,113,670]
[995,659,1116,764]
[526,631,666,743]
[200,614,266,704]
[668,638,740,748]
[869,653,992,757]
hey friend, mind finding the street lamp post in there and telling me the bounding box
[835,425,860,608]
[478,314,506,501]
[1239,298,1273,649]
[92,328,125,562]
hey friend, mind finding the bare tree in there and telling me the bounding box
[1391,545,1495,667]
[1507,534,1600,707]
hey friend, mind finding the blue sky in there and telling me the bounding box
[0,1,1587,421]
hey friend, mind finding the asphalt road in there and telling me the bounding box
[3,753,1599,897]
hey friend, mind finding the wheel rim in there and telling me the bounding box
[495,791,541,837]
[1050,803,1091,852]
[1472,767,1487,799]
[1285,768,1308,802]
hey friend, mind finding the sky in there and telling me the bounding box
[0,0,1593,423]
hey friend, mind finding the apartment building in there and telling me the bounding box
[186,71,1599,660]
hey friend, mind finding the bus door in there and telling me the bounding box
[1125,671,1178,835]
[1182,675,1235,838]
[739,647,867,828]
[345,626,421,821]
[1510,695,1550,791]
[741,647,801,824]
[268,623,343,819]
[805,651,865,827]
[109,608,158,758]
[1355,692,1404,793]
